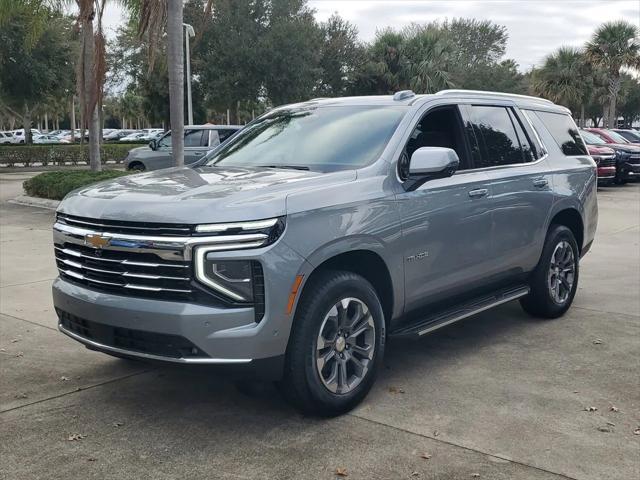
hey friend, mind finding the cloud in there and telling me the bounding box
[309,0,639,70]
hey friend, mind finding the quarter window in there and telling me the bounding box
[467,106,531,167]
[534,111,587,156]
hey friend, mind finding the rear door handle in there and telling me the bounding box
[533,178,548,188]
[194,152,205,156]
[468,188,488,198]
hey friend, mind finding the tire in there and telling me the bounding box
[520,224,579,319]
[279,270,385,416]
[128,162,145,172]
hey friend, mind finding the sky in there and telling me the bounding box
[101,0,639,72]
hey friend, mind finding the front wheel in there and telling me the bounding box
[520,224,579,318]
[279,270,385,416]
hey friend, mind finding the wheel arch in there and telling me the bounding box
[549,208,584,254]
[298,249,396,328]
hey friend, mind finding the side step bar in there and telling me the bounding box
[389,285,530,338]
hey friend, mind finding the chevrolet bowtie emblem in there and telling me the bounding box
[85,234,110,249]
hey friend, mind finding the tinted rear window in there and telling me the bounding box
[535,111,587,156]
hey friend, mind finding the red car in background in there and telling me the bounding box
[586,144,616,185]
[583,128,640,184]
[612,129,640,144]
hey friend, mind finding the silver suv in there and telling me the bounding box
[52,90,597,416]
[124,124,241,171]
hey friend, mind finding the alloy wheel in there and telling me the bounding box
[315,297,376,395]
[548,240,575,304]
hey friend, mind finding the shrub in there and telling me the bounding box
[0,143,140,167]
[23,170,131,200]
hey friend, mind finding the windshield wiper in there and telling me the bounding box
[259,164,310,171]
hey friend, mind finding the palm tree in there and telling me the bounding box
[532,47,590,126]
[585,21,640,128]
[402,25,454,93]
[125,0,184,166]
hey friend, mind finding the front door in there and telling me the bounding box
[396,104,494,313]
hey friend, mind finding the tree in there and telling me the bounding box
[166,0,184,165]
[0,7,74,144]
[617,73,640,128]
[355,29,406,94]
[316,14,363,96]
[402,24,453,93]
[585,20,640,128]
[532,47,590,125]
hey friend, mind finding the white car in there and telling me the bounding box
[0,131,13,144]
[10,129,42,144]
[119,132,147,142]
[33,134,69,144]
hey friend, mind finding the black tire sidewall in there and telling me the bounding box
[287,271,385,415]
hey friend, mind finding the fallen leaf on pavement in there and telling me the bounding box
[597,426,612,433]
[112,422,124,427]
[606,422,615,427]
[592,339,603,345]
[68,434,86,441]
[60,376,69,381]
[420,453,432,460]
[609,406,619,412]
[471,474,480,478]
[411,472,420,477]
[14,393,28,399]
[335,467,348,477]
[433,430,439,437]
[584,406,597,412]
[87,457,97,462]
[11,338,20,343]
[14,352,23,358]
[388,387,405,394]
[633,427,640,435]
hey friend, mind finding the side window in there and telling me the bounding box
[184,129,204,147]
[399,105,470,180]
[507,109,536,162]
[534,111,587,156]
[218,129,235,143]
[467,106,527,167]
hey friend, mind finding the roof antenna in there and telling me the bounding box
[393,90,415,101]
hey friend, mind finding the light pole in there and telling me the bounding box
[183,23,195,126]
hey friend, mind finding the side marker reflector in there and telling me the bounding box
[286,275,304,315]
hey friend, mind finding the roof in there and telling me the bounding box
[281,89,569,113]
[186,124,242,129]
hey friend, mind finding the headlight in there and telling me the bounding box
[195,255,259,302]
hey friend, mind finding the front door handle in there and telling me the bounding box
[194,152,204,156]
[533,178,548,188]
[468,188,488,198]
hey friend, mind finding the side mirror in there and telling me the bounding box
[409,147,459,178]
[149,139,157,150]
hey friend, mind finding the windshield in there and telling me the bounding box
[205,106,406,171]
[581,130,606,145]
[605,130,630,144]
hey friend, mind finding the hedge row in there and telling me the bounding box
[24,170,131,200]
[0,144,141,167]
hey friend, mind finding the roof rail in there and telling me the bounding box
[436,89,554,105]
[393,90,416,101]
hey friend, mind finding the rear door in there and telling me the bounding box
[461,104,553,278]
[184,129,208,164]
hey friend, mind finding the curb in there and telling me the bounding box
[9,195,60,211]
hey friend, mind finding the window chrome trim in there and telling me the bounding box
[58,323,252,365]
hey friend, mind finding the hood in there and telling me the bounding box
[58,166,356,223]
[587,145,615,156]
[605,143,640,154]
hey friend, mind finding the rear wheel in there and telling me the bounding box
[520,225,579,318]
[279,270,385,416]
[128,162,145,172]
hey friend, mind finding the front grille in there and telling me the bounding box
[628,154,640,165]
[58,309,208,359]
[56,212,194,236]
[598,155,616,168]
[55,243,194,301]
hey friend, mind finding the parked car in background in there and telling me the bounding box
[141,128,164,140]
[32,134,70,144]
[0,131,13,144]
[10,129,42,143]
[585,128,631,145]
[124,124,241,171]
[53,90,597,415]
[104,129,135,141]
[582,129,640,184]
[119,131,147,142]
[612,129,640,144]
[586,144,616,185]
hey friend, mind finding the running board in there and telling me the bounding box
[389,285,530,338]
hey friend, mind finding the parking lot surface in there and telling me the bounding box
[1,172,638,480]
